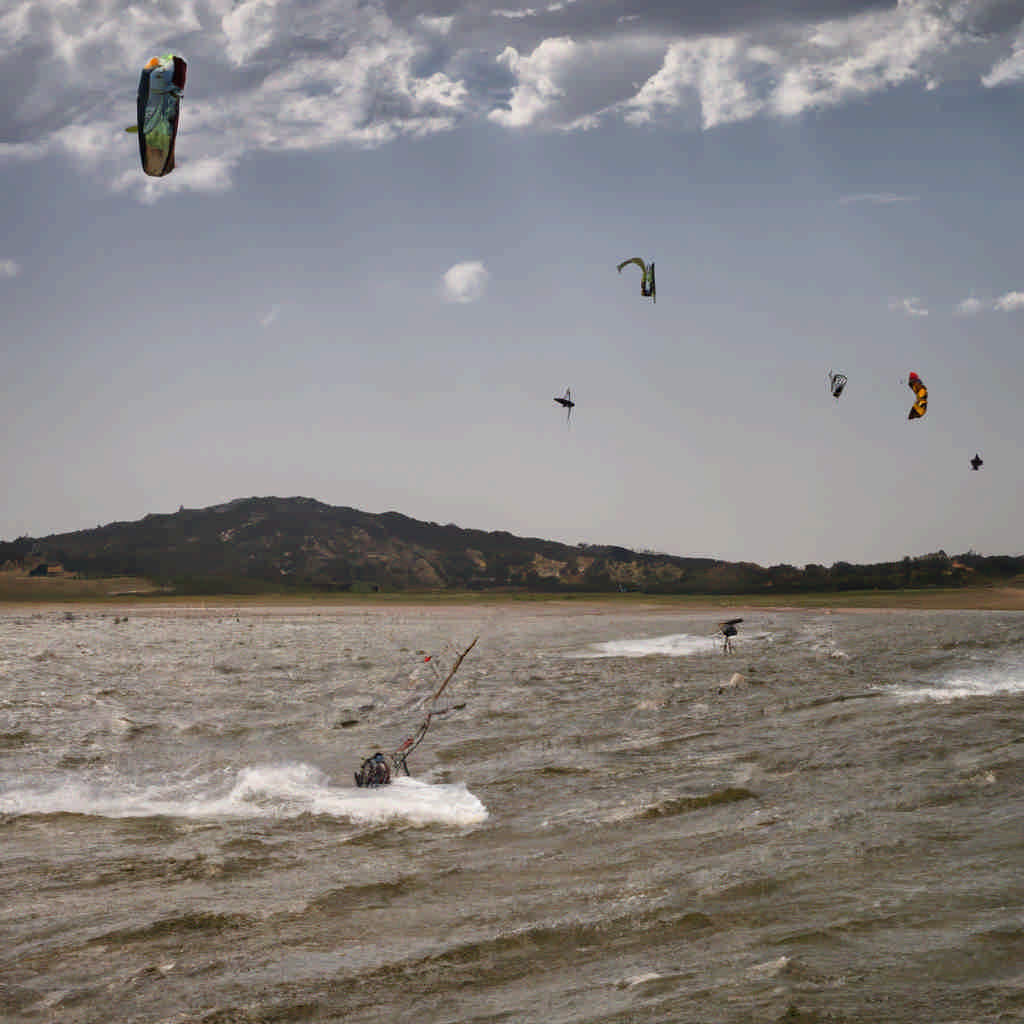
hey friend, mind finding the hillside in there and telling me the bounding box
[2,497,1022,595]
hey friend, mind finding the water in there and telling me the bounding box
[1,604,1022,1023]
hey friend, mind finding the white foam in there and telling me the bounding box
[572,630,771,659]
[572,633,719,658]
[0,762,488,827]
[886,670,1024,703]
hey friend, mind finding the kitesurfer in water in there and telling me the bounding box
[354,637,478,787]
[354,752,390,788]
[719,618,742,653]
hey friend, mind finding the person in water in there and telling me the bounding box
[354,752,391,788]
[719,618,742,653]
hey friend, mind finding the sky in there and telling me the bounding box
[2,0,1023,566]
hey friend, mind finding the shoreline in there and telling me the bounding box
[3,586,1024,613]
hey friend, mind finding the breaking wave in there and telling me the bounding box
[0,762,488,827]
[572,630,770,659]
[885,666,1024,703]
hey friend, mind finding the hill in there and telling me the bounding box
[2,496,1022,595]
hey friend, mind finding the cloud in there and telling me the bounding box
[982,24,1024,87]
[3,0,1022,199]
[952,291,1024,314]
[441,261,489,303]
[1,0,470,200]
[994,290,1024,311]
[0,259,19,278]
[489,35,664,129]
[889,296,928,317]
[493,1,576,20]
[621,0,975,130]
[955,296,984,315]
[839,192,919,204]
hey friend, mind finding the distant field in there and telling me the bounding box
[2,571,1024,610]
[0,572,169,602]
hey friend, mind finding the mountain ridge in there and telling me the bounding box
[2,496,1020,595]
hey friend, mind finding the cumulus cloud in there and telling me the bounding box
[890,296,928,317]
[1,0,470,200]
[4,0,1023,198]
[0,259,20,278]
[441,261,490,303]
[623,0,973,130]
[489,35,663,129]
[994,290,1024,311]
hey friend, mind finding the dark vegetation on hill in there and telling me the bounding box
[2,496,1021,595]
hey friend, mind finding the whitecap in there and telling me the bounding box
[571,633,719,659]
[885,670,1024,703]
[0,762,488,827]
[572,630,772,659]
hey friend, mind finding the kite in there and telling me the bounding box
[354,637,477,787]
[617,258,655,302]
[907,372,928,420]
[970,453,983,471]
[128,54,187,177]
[554,387,575,424]
[718,618,742,653]
[828,371,848,400]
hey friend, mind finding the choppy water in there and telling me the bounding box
[1,604,1022,1024]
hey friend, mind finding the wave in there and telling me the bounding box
[0,762,488,827]
[571,630,771,659]
[885,667,1024,702]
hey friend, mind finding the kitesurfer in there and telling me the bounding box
[719,618,742,653]
[354,637,478,787]
[354,752,391,788]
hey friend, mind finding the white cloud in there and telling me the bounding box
[2,0,1018,201]
[623,0,971,131]
[955,296,984,315]
[625,35,767,130]
[114,155,239,203]
[417,14,454,35]
[441,261,489,303]
[1,0,469,201]
[994,290,1024,311]
[489,38,575,127]
[221,0,282,66]
[489,35,663,129]
[493,0,575,18]
[839,193,919,204]
[0,259,20,278]
[983,26,1024,88]
[890,296,928,317]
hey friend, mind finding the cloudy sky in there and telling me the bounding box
[2,0,1023,565]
